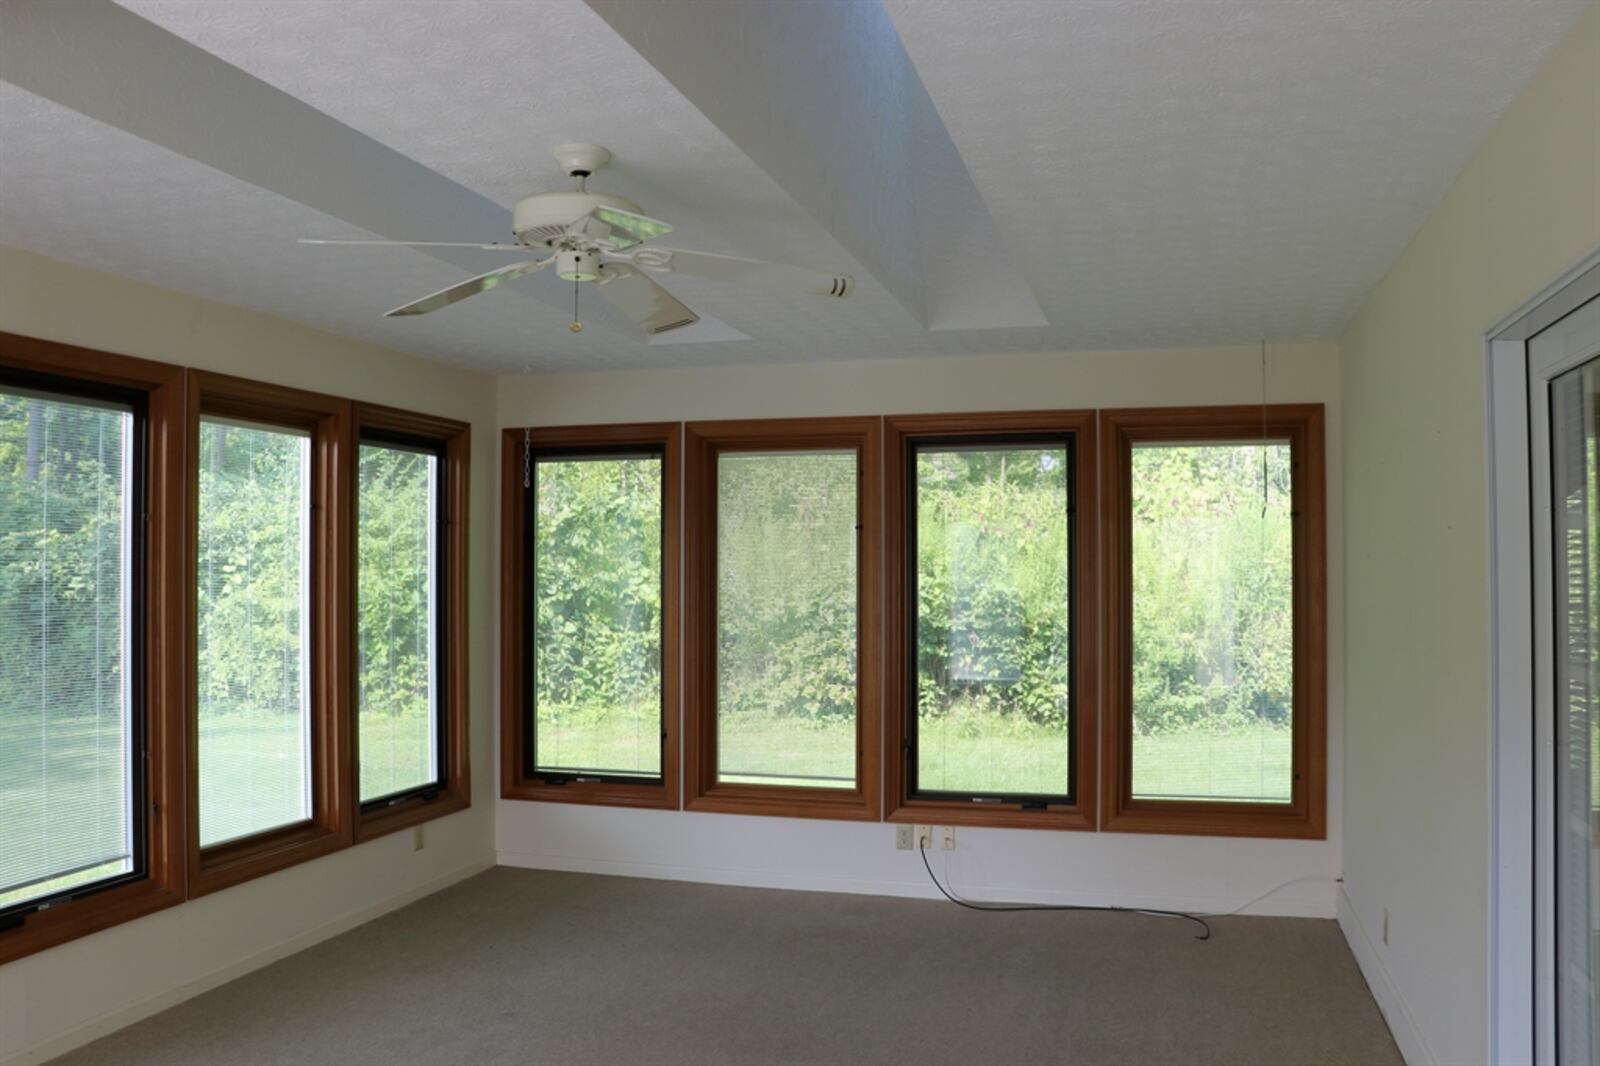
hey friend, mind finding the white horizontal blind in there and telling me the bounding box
[196,419,312,847]
[1129,442,1294,804]
[0,388,134,908]
[716,451,858,788]
[532,453,664,779]
[357,442,439,802]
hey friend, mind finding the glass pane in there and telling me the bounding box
[0,389,135,908]
[1552,356,1600,1062]
[716,451,857,788]
[1130,442,1293,803]
[197,420,312,846]
[914,445,1071,796]
[357,443,439,802]
[533,454,662,778]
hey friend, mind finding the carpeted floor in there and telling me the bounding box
[51,868,1401,1065]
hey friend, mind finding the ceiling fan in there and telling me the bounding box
[300,144,855,336]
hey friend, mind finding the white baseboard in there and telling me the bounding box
[3,859,494,1066]
[1338,885,1434,1065]
[496,849,1338,918]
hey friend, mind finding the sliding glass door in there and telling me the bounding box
[1533,294,1600,1062]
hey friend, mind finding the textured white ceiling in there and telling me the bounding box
[882,0,1593,349]
[0,0,1589,373]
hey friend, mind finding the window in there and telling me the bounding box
[501,424,680,809]
[885,412,1097,829]
[196,418,313,845]
[684,418,879,820]
[3,384,139,905]
[1101,406,1326,838]
[187,372,350,895]
[357,438,440,802]
[1,339,473,960]
[0,333,184,964]
[352,404,469,839]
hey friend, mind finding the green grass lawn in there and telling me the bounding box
[534,707,1292,799]
[5,705,1294,907]
[2,710,436,906]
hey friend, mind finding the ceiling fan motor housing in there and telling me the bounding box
[556,248,601,282]
[513,190,646,249]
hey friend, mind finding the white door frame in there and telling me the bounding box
[1488,252,1600,1065]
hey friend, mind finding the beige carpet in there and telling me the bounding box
[51,867,1401,1065]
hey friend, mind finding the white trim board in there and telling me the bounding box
[1339,885,1434,1065]
[0,860,495,1066]
[497,850,1339,919]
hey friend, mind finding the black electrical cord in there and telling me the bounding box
[918,844,1213,940]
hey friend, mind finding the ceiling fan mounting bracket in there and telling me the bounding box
[551,143,612,178]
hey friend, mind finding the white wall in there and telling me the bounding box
[1339,5,1600,1064]
[0,246,499,1066]
[495,342,1346,918]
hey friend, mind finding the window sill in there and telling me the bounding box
[0,880,184,965]
[189,823,349,898]
[685,785,879,822]
[355,788,471,843]
[886,799,1094,832]
[1101,802,1326,840]
[501,779,677,811]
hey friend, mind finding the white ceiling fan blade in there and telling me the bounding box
[385,259,551,317]
[301,238,529,251]
[590,205,673,249]
[628,247,853,298]
[590,263,700,335]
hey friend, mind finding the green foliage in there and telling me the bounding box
[357,444,436,797]
[1,394,130,892]
[533,455,662,775]
[915,447,1071,733]
[196,422,307,719]
[0,394,126,722]
[1130,444,1293,737]
[716,452,858,724]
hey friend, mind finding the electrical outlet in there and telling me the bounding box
[940,826,956,851]
[915,824,933,849]
[895,824,915,850]
[413,825,425,852]
[1382,908,1389,947]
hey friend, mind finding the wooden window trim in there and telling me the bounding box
[684,417,882,822]
[1099,404,1327,839]
[350,403,471,842]
[884,411,1098,831]
[500,423,681,810]
[0,332,187,963]
[185,370,352,896]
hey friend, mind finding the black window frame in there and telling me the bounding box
[903,431,1080,808]
[0,367,150,922]
[524,441,670,787]
[354,426,451,812]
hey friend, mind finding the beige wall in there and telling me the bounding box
[495,342,1349,918]
[0,246,499,1066]
[1340,5,1600,1062]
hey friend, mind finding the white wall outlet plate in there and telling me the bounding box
[895,824,915,850]
[940,826,956,851]
[915,824,934,849]
[413,825,425,852]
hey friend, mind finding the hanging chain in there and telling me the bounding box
[522,426,532,490]
[1260,337,1269,518]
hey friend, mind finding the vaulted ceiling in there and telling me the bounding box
[0,0,1588,372]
